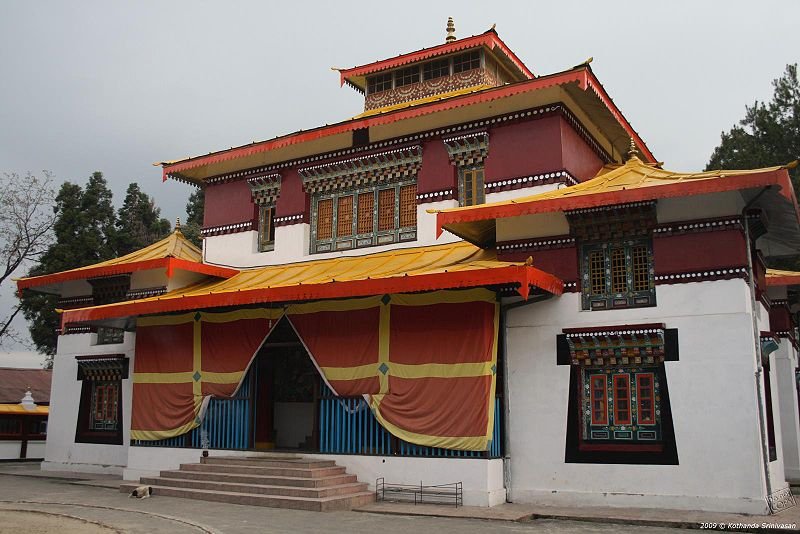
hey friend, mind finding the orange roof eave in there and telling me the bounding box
[60,265,563,325]
[338,31,534,88]
[767,269,800,287]
[17,257,239,293]
[160,67,655,181]
[0,404,49,415]
[437,167,796,239]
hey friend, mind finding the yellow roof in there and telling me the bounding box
[434,156,799,247]
[0,404,48,415]
[60,241,564,323]
[16,228,238,294]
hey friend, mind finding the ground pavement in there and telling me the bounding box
[0,463,796,533]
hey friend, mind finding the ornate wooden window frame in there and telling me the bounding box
[75,355,128,445]
[580,238,656,310]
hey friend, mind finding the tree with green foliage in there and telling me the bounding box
[182,188,205,248]
[707,64,799,188]
[20,173,118,363]
[115,183,171,256]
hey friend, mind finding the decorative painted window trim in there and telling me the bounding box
[654,267,748,284]
[257,205,276,253]
[274,213,308,227]
[200,220,257,237]
[247,173,282,207]
[299,145,422,194]
[557,324,679,464]
[580,238,656,311]
[416,188,456,204]
[74,355,128,445]
[197,103,612,185]
[484,170,577,194]
[311,180,417,254]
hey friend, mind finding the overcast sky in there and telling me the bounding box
[1,0,798,367]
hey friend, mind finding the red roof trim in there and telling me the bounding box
[17,258,239,293]
[437,168,797,236]
[60,265,564,324]
[767,274,800,287]
[584,70,655,162]
[162,69,591,180]
[338,32,534,86]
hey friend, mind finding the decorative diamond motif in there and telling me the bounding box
[193,371,202,382]
[491,364,497,375]
[378,363,390,375]
[381,294,391,305]
[194,312,202,322]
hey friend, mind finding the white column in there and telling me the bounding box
[775,341,800,483]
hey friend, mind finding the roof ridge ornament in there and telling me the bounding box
[446,17,456,43]
[627,137,639,161]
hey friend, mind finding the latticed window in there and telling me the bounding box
[395,66,420,87]
[453,50,481,73]
[96,326,124,345]
[312,181,417,253]
[91,381,118,431]
[316,198,333,240]
[582,368,662,445]
[581,239,655,310]
[258,205,276,252]
[337,196,354,237]
[460,166,485,207]
[423,58,450,80]
[378,188,395,231]
[357,192,374,234]
[367,73,392,94]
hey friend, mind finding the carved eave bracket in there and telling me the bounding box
[443,131,489,167]
[247,173,282,207]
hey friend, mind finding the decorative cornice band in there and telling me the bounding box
[654,267,748,284]
[201,220,257,237]
[126,286,168,300]
[58,295,94,309]
[653,217,743,236]
[416,189,456,204]
[566,200,656,216]
[497,235,576,253]
[197,102,612,185]
[485,170,577,194]
[274,213,308,227]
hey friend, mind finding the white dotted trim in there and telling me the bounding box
[654,218,741,234]
[201,221,254,235]
[497,237,575,251]
[416,189,454,200]
[566,328,663,338]
[274,214,304,224]
[567,200,655,215]
[485,170,576,190]
[654,268,747,281]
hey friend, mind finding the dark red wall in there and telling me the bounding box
[204,180,257,228]
[653,230,748,274]
[500,246,579,282]
[560,119,604,182]
[417,139,456,194]
[275,168,308,217]
[484,115,563,182]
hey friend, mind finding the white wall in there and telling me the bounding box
[0,441,21,459]
[774,341,800,482]
[124,446,504,507]
[504,279,780,514]
[43,331,135,475]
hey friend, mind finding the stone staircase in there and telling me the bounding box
[119,454,374,511]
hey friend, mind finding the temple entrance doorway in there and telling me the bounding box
[252,317,319,451]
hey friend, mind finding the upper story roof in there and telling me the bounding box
[435,153,800,253]
[336,27,534,93]
[16,227,239,295]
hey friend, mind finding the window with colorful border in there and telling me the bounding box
[580,239,655,310]
[557,325,679,464]
[459,166,485,207]
[311,181,417,253]
[75,355,128,445]
[258,205,276,252]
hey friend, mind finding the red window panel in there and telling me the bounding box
[590,375,608,425]
[94,385,105,420]
[613,374,631,425]
[637,373,656,425]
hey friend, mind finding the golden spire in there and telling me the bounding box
[627,137,639,160]
[175,217,181,230]
[446,17,456,43]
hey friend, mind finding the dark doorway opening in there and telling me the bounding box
[253,318,319,451]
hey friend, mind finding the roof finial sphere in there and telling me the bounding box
[627,137,638,160]
[446,17,456,43]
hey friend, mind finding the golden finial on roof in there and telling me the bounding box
[627,137,639,161]
[175,217,181,230]
[446,17,456,43]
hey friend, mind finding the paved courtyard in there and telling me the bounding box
[0,471,691,534]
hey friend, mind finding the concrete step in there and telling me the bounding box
[201,456,337,469]
[179,462,346,479]
[159,469,359,488]
[137,476,368,498]
[120,483,374,512]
